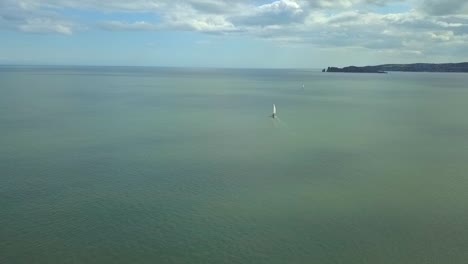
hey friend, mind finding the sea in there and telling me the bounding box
[1,66,468,263]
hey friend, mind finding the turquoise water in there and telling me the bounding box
[1,66,468,263]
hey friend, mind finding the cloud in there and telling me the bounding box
[243,8,468,59]
[188,0,242,14]
[98,21,160,31]
[18,18,73,34]
[167,16,239,33]
[38,0,166,12]
[0,0,403,36]
[160,3,240,33]
[232,0,306,26]
[302,0,399,9]
[419,0,468,16]
[1,0,468,59]
[0,0,76,34]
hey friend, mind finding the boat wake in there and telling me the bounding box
[271,116,296,136]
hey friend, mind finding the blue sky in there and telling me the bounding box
[1,0,468,68]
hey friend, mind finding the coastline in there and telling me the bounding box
[324,62,468,73]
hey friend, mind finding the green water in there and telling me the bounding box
[1,66,468,263]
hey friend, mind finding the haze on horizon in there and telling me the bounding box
[1,0,468,68]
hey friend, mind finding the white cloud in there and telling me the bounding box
[0,0,76,34]
[1,0,468,59]
[428,31,454,41]
[302,0,399,9]
[18,17,73,34]
[160,3,240,33]
[232,0,306,26]
[242,8,468,58]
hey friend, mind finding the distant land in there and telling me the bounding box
[324,62,468,73]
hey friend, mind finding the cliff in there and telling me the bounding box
[326,62,468,73]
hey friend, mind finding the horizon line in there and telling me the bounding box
[0,64,325,70]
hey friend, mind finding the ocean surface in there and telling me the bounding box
[1,66,468,264]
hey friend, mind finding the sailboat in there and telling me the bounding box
[272,104,277,118]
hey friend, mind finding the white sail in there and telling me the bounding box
[273,104,276,115]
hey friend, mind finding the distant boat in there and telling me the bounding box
[302,84,305,89]
[272,104,277,118]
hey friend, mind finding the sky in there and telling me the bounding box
[1,0,468,68]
